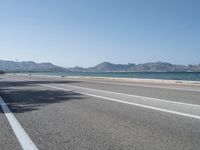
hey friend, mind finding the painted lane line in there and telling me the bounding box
[66,78,200,92]
[15,74,200,92]
[15,77,200,107]
[18,74,200,92]
[59,84,200,107]
[41,84,200,120]
[9,78,200,118]
[10,77,200,107]
[0,97,38,150]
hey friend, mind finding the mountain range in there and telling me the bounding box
[68,62,200,72]
[0,60,67,72]
[0,60,200,72]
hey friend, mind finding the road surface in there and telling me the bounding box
[0,74,200,150]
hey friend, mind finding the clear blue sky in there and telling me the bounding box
[0,0,199,67]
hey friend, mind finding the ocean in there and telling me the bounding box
[32,72,200,81]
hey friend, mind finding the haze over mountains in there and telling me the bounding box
[0,60,200,72]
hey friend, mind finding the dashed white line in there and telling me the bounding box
[0,97,38,150]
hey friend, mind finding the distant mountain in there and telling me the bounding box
[0,60,69,72]
[87,62,135,72]
[68,62,200,72]
[1,60,200,73]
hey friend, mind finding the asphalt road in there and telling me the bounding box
[0,74,200,150]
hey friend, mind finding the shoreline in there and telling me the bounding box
[12,73,200,86]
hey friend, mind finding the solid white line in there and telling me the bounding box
[0,97,38,150]
[8,77,200,119]
[59,84,200,107]
[8,77,200,107]
[41,84,200,120]
[16,74,200,92]
[66,78,200,92]
[15,76,200,107]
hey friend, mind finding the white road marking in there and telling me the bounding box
[15,77,200,107]
[59,84,200,107]
[66,78,200,92]
[0,97,38,150]
[8,77,200,107]
[41,84,200,120]
[15,76,200,107]
[15,74,200,92]
[7,77,200,119]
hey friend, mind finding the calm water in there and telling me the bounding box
[33,72,200,81]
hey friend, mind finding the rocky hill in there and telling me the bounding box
[68,62,200,72]
[0,60,69,72]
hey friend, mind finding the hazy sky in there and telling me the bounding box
[0,0,200,67]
